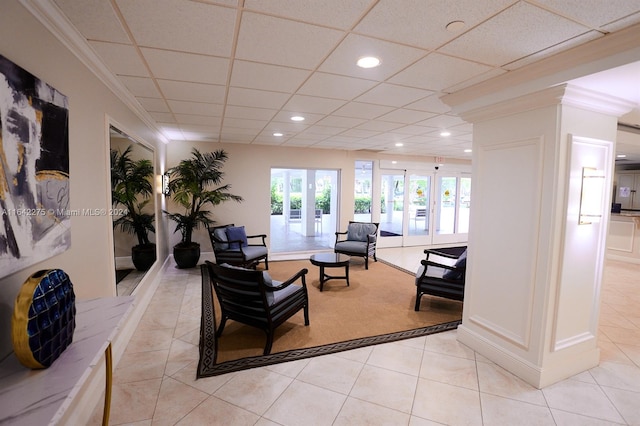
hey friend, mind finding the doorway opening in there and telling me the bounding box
[270,168,339,253]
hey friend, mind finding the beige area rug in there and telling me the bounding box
[197,258,462,377]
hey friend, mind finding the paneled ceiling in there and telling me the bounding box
[40,0,640,160]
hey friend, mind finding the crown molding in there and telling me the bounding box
[442,22,640,117]
[457,84,637,123]
[19,0,165,142]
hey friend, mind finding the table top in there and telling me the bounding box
[310,253,350,266]
[0,296,134,426]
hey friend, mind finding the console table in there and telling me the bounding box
[0,296,134,425]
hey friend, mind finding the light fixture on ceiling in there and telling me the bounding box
[617,154,627,158]
[464,149,472,153]
[273,132,284,137]
[446,20,466,32]
[440,131,451,137]
[395,142,403,147]
[356,56,381,68]
[578,167,605,225]
[290,116,305,122]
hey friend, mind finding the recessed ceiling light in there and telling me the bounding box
[446,20,465,32]
[440,131,451,137]
[357,56,381,68]
[617,154,627,158]
[464,149,472,153]
[392,161,397,164]
[290,116,305,122]
[395,142,403,147]
[273,132,284,137]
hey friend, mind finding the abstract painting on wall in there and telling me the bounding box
[0,54,70,279]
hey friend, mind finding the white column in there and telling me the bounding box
[301,170,316,236]
[455,85,634,388]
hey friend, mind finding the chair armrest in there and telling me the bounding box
[268,268,309,290]
[335,231,348,244]
[245,234,267,246]
[421,259,457,271]
[423,249,459,259]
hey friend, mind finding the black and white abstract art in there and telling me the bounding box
[0,54,70,279]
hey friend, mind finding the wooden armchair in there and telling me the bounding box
[415,247,467,310]
[208,224,269,270]
[334,221,379,269]
[205,261,309,355]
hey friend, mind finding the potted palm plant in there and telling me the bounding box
[110,146,156,271]
[164,148,242,268]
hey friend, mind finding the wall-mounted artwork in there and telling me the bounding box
[0,54,70,279]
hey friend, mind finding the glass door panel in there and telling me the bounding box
[436,176,457,235]
[408,174,430,237]
[354,160,373,223]
[458,177,471,234]
[380,173,404,239]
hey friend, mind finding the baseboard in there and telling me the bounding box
[457,324,600,389]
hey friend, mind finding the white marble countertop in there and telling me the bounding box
[0,296,134,425]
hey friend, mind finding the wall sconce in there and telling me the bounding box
[162,173,170,196]
[578,167,605,225]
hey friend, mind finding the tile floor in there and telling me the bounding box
[92,248,640,425]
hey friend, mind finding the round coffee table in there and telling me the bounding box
[309,253,350,292]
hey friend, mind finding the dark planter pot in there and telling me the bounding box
[132,243,157,271]
[174,243,200,269]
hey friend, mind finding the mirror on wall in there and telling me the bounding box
[109,125,157,296]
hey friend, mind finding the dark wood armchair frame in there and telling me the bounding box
[206,261,309,355]
[334,221,379,269]
[208,224,269,270]
[415,248,466,311]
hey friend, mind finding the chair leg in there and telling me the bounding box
[303,304,310,326]
[364,256,369,270]
[263,331,274,355]
[216,316,228,337]
[264,256,269,270]
[415,290,422,311]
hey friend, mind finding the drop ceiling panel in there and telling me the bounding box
[333,102,395,119]
[137,97,170,113]
[167,100,223,116]
[319,34,427,81]
[439,2,590,66]
[282,95,347,115]
[354,83,433,107]
[118,76,162,98]
[230,60,311,93]
[244,0,374,29]
[235,12,344,69]
[377,109,437,125]
[115,0,237,56]
[298,73,378,100]
[157,80,226,103]
[389,53,495,91]
[89,41,148,76]
[405,95,452,114]
[175,114,221,126]
[227,87,291,109]
[224,105,278,121]
[534,0,640,28]
[354,0,515,49]
[54,0,130,43]
[141,48,229,85]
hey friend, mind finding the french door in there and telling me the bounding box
[377,170,470,248]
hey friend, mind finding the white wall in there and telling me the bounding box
[0,1,167,361]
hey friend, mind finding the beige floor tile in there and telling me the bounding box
[412,378,482,426]
[109,378,162,425]
[333,397,410,425]
[408,415,445,426]
[542,379,625,423]
[419,351,478,391]
[598,340,636,365]
[152,376,209,426]
[550,408,627,425]
[590,360,640,392]
[263,380,346,426]
[176,395,259,425]
[601,385,640,425]
[297,354,364,394]
[600,325,640,345]
[113,348,169,384]
[333,345,373,363]
[137,308,179,330]
[264,357,310,377]
[367,341,424,376]
[125,327,175,354]
[618,342,640,367]
[350,364,418,413]
[476,361,546,406]
[171,360,236,394]
[213,368,293,415]
[480,393,555,425]
[423,330,475,360]
[164,339,199,377]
